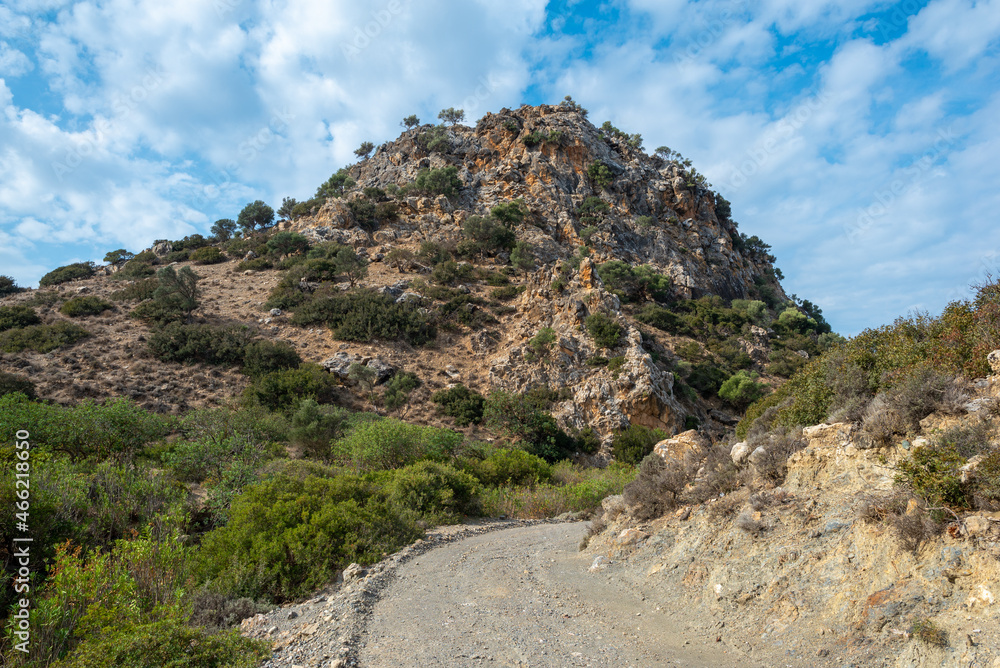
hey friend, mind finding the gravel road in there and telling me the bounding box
[357,522,750,668]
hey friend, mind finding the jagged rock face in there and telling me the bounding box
[286,103,789,440]
[486,258,685,442]
[292,103,783,302]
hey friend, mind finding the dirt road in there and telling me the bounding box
[357,522,750,667]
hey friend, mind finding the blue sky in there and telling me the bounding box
[2,0,999,336]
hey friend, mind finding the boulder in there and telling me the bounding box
[322,352,363,377]
[342,563,367,582]
[151,241,173,257]
[366,358,395,384]
[653,429,707,462]
[748,445,768,466]
[989,350,1000,374]
[730,441,752,466]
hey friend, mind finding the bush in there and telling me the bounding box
[462,216,516,257]
[0,275,25,296]
[289,399,350,459]
[245,363,340,412]
[718,371,768,409]
[332,418,464,472]
[510,241,536,271]
[466,448,552,487]
[597,261,671,303]
[623,451,697,520]
[111,260,156,280]
[611,424,668,465]
[431,260,476,286]
[585,313,623,349]
[241,339,302,377]
[491,200,527,225]
[0,321,90,353]
[529,326,557,359]
[897,445,969,510]
[291,289,435,346]
[52,617,270,668]
[39,262,95,287]
[576,197,609,225]
[483,391,576,462]
[148,323,254,366]
[383,371,421,410]
[384,461,480,520]
[414,166,462,198]
[59,296,113,317]
[431,384,486,426]
[587,161,613,188]
[0,371,35,399]
[191,246,227,264]
[110,278,158,301]
[0,305,41,331]
[197,473,422,602]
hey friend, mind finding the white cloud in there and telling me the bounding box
[0,43,32,77]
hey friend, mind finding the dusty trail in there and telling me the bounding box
[358,523,749,668]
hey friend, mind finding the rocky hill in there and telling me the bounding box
[0,101,810,449]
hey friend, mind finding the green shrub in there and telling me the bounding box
[414,166,462,198]
[383,371,421,410]
[171,233,210,251]
[0,371,35,399]
[0,275,25,296]
[289,399,350,459]
[291,289,435,346]
[148,323,253,366]
[416,402,465,442]
[197,473,422,602]
[897,445,969,510]
[491,200,527,225]
[461,216,516,257]
[491,285,522,301]
[110,278,158,301]
[611,424,668,465]
[587,161,613,188]
[718,371,768,409]
[483,391,575,462]
[236,257,274,272]
[245,363,340,412]
[384,461,480,521]
[597,261,671,303]
[332,418,464,472]
[59,296,113,317]
[416,125,450,152]
[315,169,355,199]
[466,448,552,487]
[576,197,609,225]
[52,617,269,668]
[39,262,95,287]
[190,246,227,264]
[0,305,41,331]
[431,384,486,426]
[585,313,623,349]
[529,326,557,358]
[431,260,476,286]
[240,339,302,377]
[510,241,536,271]
[0,321,90,353]
[111,261,156,280]
[635,304,684,333]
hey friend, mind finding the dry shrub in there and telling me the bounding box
[622,449,700,521]
[688,443,745,502]
[933,418,996,459]
[746,426,806,485]
[859,394,909,447]
[858,491,911,524]
[579,513,607,551]
[707,488,749,519]
[862,367,968,447]
[893,512,941,554]
[735,509,764,535]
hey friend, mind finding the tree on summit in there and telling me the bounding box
[237,201,275,235]
[438,108,465,126]
[354,141,375,160]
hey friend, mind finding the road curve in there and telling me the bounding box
[357,522,749,668]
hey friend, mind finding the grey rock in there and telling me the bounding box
[322,352,363,377]
[343,563,367,582]
[366,358,395,384]
[269,308,282,316]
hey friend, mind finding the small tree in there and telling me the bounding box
[237,200,275,235]
[587,161,613,189]
[401,115,420,129]
[210,218,237,241]
[315,170,355,199]
[654,146,674,160]
[103,249,134,266]
[510,241,536,272]
[277,197,298,221]
[333,247,368,287]
[0,276,24,297]
[154,265,201,318]
[414,166,462,198]
[266,231,310,258]
[438,107,465,126]
[354,141,375,160]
